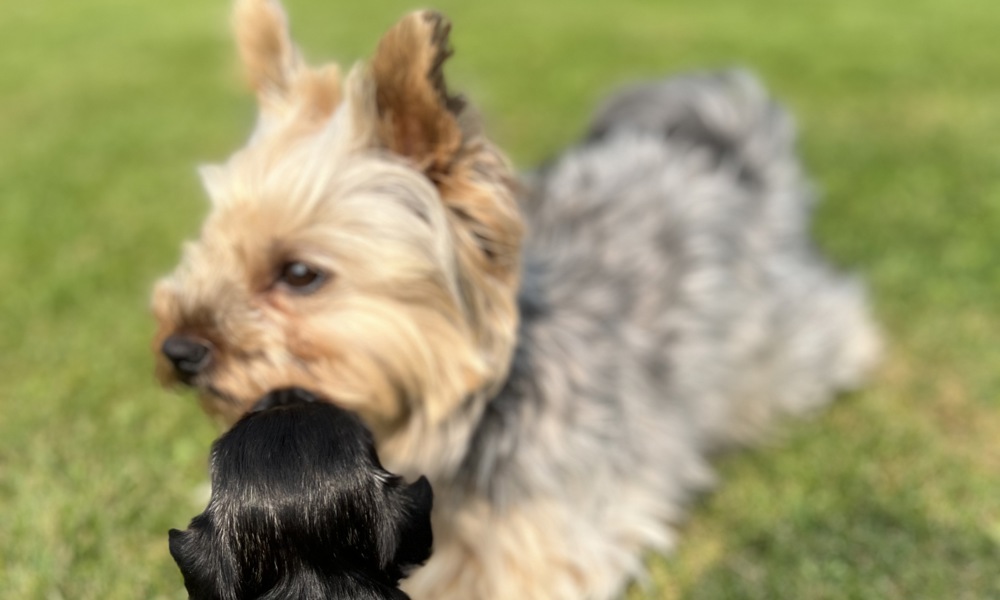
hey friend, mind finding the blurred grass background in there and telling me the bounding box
[1,0,998,597]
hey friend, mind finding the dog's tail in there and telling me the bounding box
[584,70,882,440]
[585,69,800,195]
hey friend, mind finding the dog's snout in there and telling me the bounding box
[161,334,213,379]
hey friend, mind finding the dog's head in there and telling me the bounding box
[168,388,433,600]
[152,1,523,448]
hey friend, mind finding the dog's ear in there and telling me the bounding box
[168,528,197,577]
[233,0,341,131]
[169,526,234,600]
[384,475,434,573]
[369,11,466,178]
[368,11,524,389]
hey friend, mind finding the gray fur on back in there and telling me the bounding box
[454,69,880,525]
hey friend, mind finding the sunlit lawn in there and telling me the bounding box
[1,0,998,597]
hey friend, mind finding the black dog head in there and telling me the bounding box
[168,388,433,600]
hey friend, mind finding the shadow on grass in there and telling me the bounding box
[683,498,1000,599]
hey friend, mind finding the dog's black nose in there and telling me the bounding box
[161,335,212,379]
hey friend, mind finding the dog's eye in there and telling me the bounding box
[278,261,326,293]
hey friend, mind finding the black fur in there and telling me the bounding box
[169,388,434,600]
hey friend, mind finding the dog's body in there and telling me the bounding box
[396,72,881,599]
[154,3,880,598]
[169,388,433,600]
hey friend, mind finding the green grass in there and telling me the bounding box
[1,0,998,597]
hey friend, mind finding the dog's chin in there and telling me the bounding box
[156,370,242,422]
[250,387,329,411]
[185,384,255,425]
[196,383,351,425]
[171,368,401,434]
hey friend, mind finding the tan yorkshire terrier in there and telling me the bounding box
[153,0,881,598]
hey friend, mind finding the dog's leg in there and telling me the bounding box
[403,494,671,600]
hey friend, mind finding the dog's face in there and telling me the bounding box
[169,388,434,600]
[153,1,523,444]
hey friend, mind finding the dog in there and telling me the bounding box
[153,1,881,597]
[168,387,434,600]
